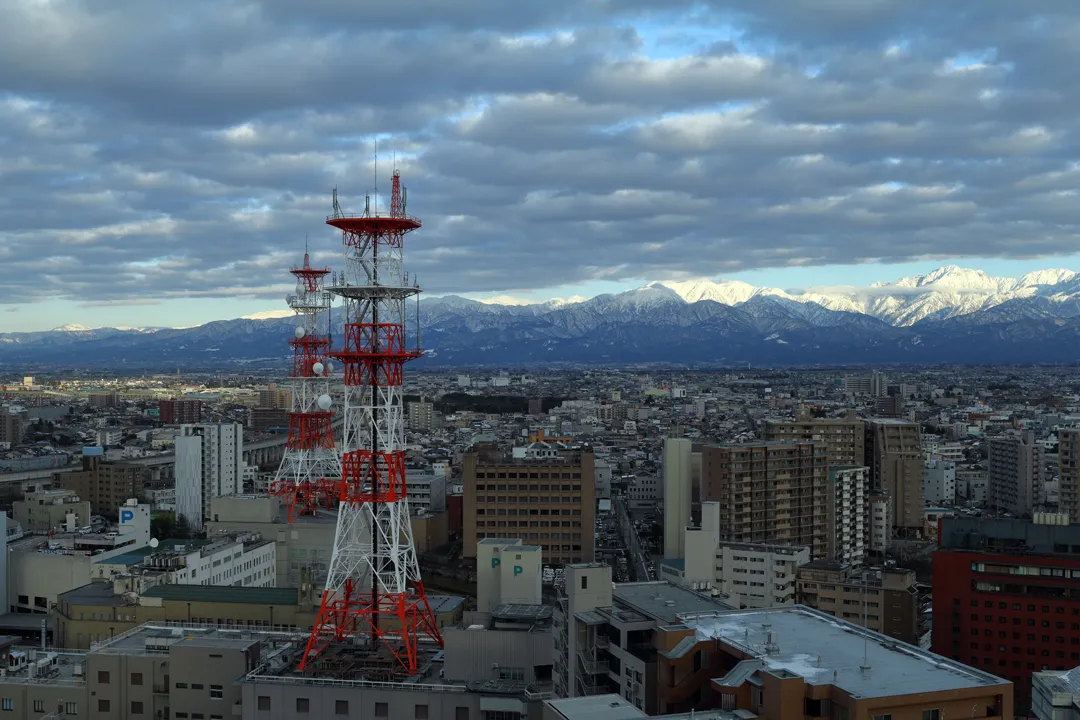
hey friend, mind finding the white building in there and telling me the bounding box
[869,493,892,553]
[96,427,124,447]
[175,423,243,531]
[594,458,612,502]
[406,470,446,512]
[475,538,542,611]
[662,438,692,560]
[923,459,957,505]
[826,466,868,567]
[679,501,810,608]
[988,429,1044,515]
[94,530,276,589]
[627,475,661,510]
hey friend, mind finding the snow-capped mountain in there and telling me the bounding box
[4,265,1080,368]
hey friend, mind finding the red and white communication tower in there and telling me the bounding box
[300,171,442,673]
[269,248,341,521]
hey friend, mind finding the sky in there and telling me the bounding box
[2,0,1080,332]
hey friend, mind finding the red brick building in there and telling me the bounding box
[159,398,202,425]
[932,516,1080,711]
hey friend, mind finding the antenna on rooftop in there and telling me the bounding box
[860,571,871,670]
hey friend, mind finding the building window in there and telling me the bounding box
[258,697,270,711]
[98,700,110,713]
[336,700,349,715]
[581,576,588,590]
[873,714,892,720]
[97,671,110,684]
[65,703,78,715]
[132,701,145,715]
[415,705,429,719]
[375,702,389,718]
[296,698,310,713]
[210,685,223,699]
[1,699,11,712]
[456,708,470,720]
[131,672,143,686]
[923,710,941,720]
[33,701,43,714]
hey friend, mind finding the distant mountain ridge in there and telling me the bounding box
[4,265,1080,368]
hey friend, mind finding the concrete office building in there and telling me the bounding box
[1058,429,1080,522]
[663,438,692,560]
[0,410,24,446]
[701,441,828,558]
[158,398,203,425]
[408,396,435,431]
[989,429,1044,516]
[627,475,661,510]
[407,469,447,512]
[764,407,865,467]
[824,465,868,566]
[463,445,595,565]
[671,501,808,608]
[1032,667,1080,720]
[868,492,892,554]
[13,489,91,533]
[543,606,1011,720]
[176,423,243,531]
[925,458,958,506]
[865,418,924,536]
[797,560,920,644]
[52,451,148,518]
[553,564,736,711]
[475,538,543,612]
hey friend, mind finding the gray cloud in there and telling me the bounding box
[1,0,1079,313]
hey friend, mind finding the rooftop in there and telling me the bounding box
[142,585,301,605]
[613,582,735,624]
[545,694,738,720]
[681,606,1008,699]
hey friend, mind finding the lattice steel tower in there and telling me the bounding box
[269,248,341,521]
[300,171,442,673]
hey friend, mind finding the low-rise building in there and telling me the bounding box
[13,489,91,533]
[796,560,920,644]
[1032,666,1080,720]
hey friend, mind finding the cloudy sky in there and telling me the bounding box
[2,0,1079,331]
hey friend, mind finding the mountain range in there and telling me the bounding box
[5,266,1080,369]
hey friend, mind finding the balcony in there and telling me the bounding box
[578,652,610,675]
[594,635,610,650]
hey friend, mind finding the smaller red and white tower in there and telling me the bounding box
[269,247,341,521]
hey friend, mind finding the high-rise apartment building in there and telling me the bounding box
[662,437,692,560]
[407,396,435,432]
[1056,429,1080,522]
[257,385,291,410]
[88,390,119,408]
[824,465,868,566]
[764,407,865,467]
[53,453,146,518]
[175,423,243,531]
[0,410,23,446]
[462,445,595,565]
[932,515,1080,711]
[158,398,203,425]
[701,441,828,557]
[841,370,888,397]
[865,418,924,536]
[868,491,892,554]
[988,429,1044,516]
[925,458,958,505]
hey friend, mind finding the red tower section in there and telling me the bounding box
[269,250,341,521]
[300,172,442,674]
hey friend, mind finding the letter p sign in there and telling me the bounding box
[491,558,501,568]
[120,509,134,524]
[513,565,523,576]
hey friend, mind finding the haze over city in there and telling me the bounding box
[3,1,1080,332]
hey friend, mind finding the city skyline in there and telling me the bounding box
[2,2,1078,332]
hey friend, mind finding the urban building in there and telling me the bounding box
[824,465,868,566]
[1056,429,1080,522]
[158,398,203,425]
[701,441,828,558]
[553,564,736,710]
[841,370,888,397]
[12,488,91,533]
[53,452,147,518]
[989,429,1044,516]
[669,501,808,607]
[868,492,892,553]
[932,514,1080,710]
[462,445,596,565]
[864,418,924,536]
[545,605,1011,720]
[406,469,447,513]
[257,385,290,410]
[796,560,920,644]
[627,475,661,510]
[408,396,435,431]
[175,423,243,531]
[874,394,906,418]
[0,410,24,446]
[663,438,692,560]
[763,407,865,467]
[247,407,288,433]
[957,467,990,505]
[1032,666,1080,720]
[88,391,119,408]
[925,458,958,506]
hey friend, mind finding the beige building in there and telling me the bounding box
[764,407,865,467]
[13,489,90,533]
[865,418,924,536]
[462,445,596,565]
[701,441,828,558]
[988,429,1044,515]
[796,560,919,644]
[408,396,435,431]
[545,605,1011,720]
[53,456,146,518]
[1057,429,1080,522]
